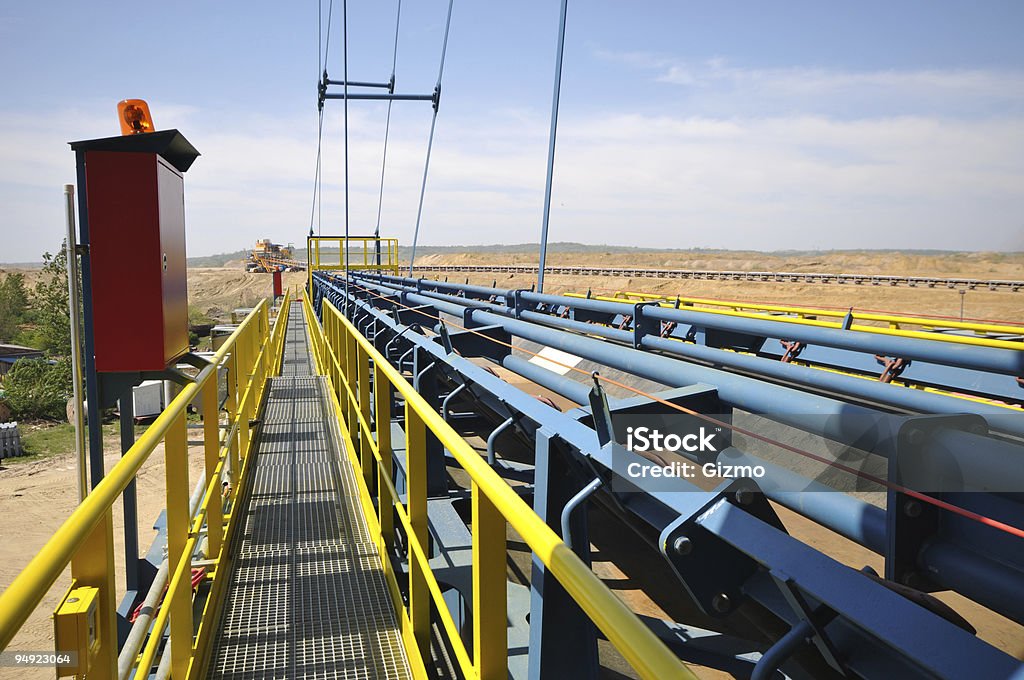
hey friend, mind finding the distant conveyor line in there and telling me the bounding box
[411,264,1024,292]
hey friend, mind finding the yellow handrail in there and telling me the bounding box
[304,293,697,680]
[0,290,291,679]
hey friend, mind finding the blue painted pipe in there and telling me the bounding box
[353,277,905,445]
[506,286,1024,377]
[504,355,889,553]
[351,275,1024,491]
[922,541,1024,624]
[358,273,1024,437]
[372,272,1024,380]
[502,355,596,406]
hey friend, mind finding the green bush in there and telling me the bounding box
[1,357,72,421]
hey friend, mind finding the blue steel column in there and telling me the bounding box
[75,150,105,488]
[411,349,450,497]
[119,393,140,593]
[528,428,598,679]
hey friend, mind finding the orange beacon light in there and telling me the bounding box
[117,99,155,135]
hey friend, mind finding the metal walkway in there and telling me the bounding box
[206,304,411,679]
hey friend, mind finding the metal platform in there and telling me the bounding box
[206,305,411,679]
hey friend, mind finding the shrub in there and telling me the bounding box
[0,357,72,421]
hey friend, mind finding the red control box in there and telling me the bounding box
[72,131,199,372]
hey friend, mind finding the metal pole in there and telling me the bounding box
[325,79,392,88]
[537,0,569,294]
[74,151,105,490]
[119,394,140,593]
[323,92,435,101]
[343,0,350,314]
[64,184,87,502]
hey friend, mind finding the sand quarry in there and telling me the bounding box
[1,249,1022,676]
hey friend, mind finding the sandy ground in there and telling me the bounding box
[0,430,207,680]
[6,250,1019,323]
[410,250,1023,324]
[186,267,306,319]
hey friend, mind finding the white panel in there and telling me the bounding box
[527,346,583,376]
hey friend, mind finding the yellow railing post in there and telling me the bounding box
[357,341,373,490]
[237,391,250,470]
[202,378,223,557]
[228,349,242,483]
[345,326,359,441]
[373,363,394,554]
[472,482,507,679]
[331,311,342,405]
[404,406,431,658]
[335,311,351,416]
[69,509,117,679]
[165,406,192,678]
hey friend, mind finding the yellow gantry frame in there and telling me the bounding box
[306,236,400,290]
[0,291,291,679]
[303,293,697,680]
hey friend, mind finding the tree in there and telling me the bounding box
[33,242,72,356]
[0,272,29,342]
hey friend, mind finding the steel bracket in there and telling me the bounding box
[632,302,660,350]
[659,480,785,618]
[394,304,437,327]
[886,413,987,589]
[435,324,512,362]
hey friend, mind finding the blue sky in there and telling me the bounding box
[1,1,1022,262]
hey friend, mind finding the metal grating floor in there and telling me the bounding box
[205,304,412,679]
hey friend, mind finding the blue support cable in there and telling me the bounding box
[375,0,403,266]
[408,0,455,277]
[537,0,569,294]
[342,0,350,308]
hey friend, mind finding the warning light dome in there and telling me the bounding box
[117,99,155,135]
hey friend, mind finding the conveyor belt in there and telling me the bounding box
[206,304,411,679]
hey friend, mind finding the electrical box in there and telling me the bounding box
[132,379,166,418]
[70,131,200,372]
[54,585,100,677]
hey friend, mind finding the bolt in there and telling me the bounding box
[67,597,79,604]
[672,536,693,556]
[903,500,922,518]
[711,593,732,613]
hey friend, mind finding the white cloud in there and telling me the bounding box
[596,51,1024,120]
[1,73,1022,262]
